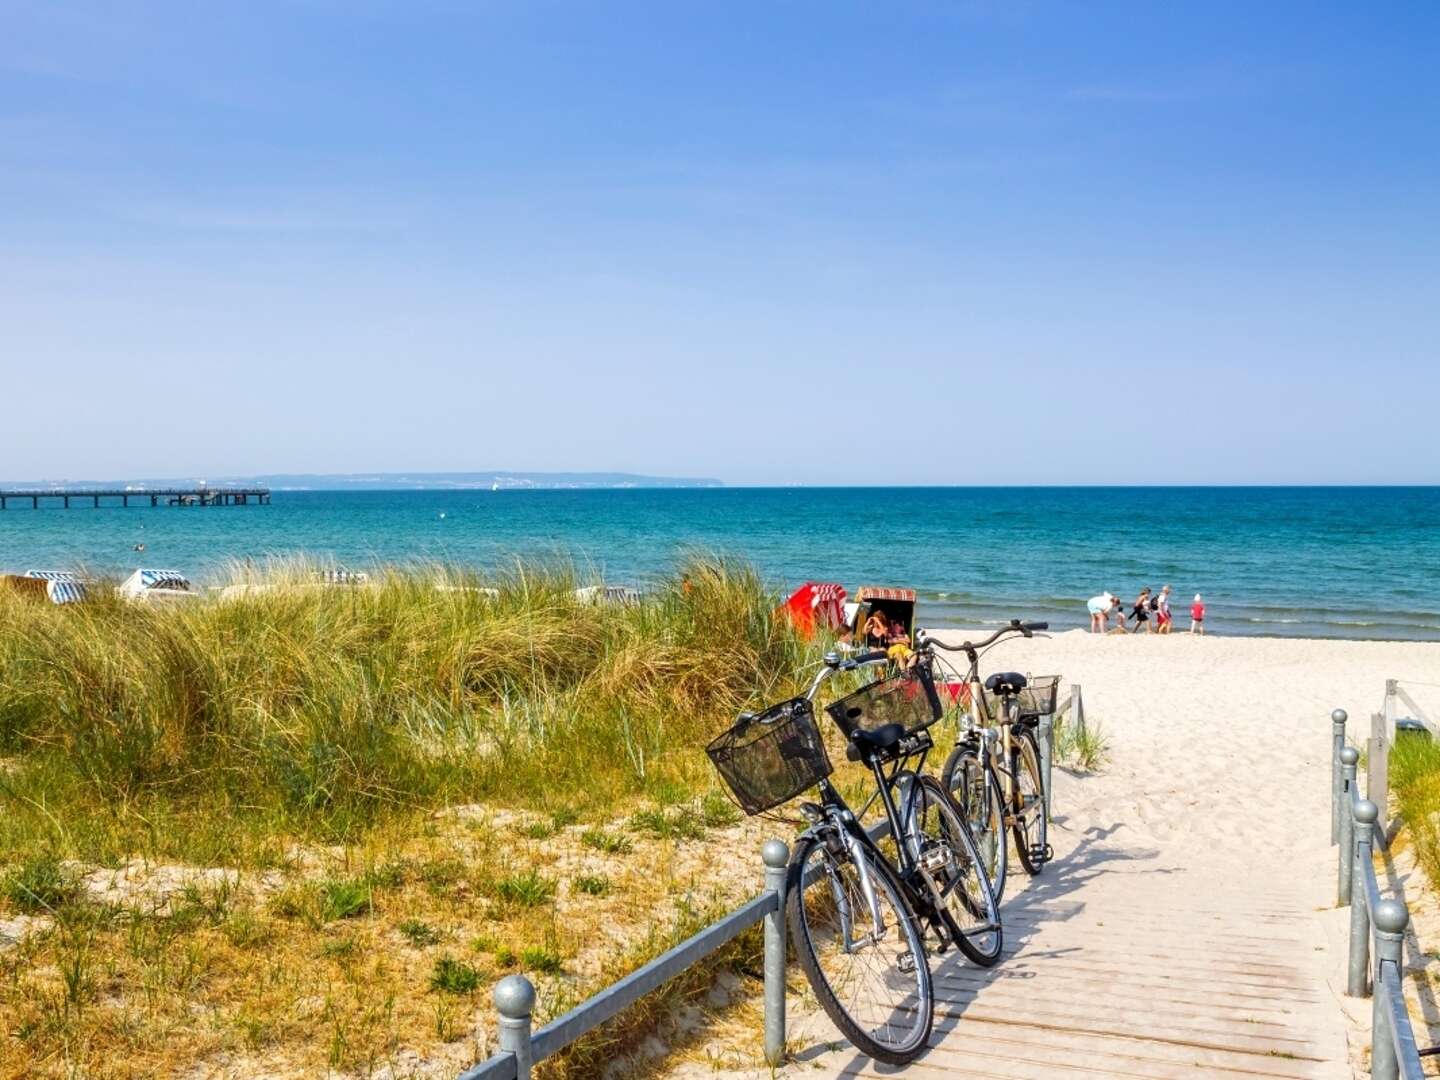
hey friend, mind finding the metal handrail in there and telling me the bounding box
[1332,707,1427,1080]
[457,841,790,1080]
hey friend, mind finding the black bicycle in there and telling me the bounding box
[914,621,1055,902]
[707,649,1001,1065]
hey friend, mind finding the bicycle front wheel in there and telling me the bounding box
[1012,728,1050,875]
[787,833,934,1064]
[941,743,1007,903]
[911,775,1003,966]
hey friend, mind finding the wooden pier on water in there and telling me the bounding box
[0,488,271,509]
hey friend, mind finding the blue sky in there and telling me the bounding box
[2,1,1436,485]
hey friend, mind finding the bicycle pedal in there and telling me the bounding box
[897,951,918,974]
[1030,844,1054,863]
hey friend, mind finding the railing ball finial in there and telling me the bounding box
[1355,799,1379,825]
[494,973,536,1019]
[1332,707,1348,724]
[1373,898,1409,935]
[1340,745,1359,767]
[762,838,790,869]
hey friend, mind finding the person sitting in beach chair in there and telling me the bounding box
[863,610,918,669]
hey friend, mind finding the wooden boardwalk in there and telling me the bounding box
[797,824,1354,1079]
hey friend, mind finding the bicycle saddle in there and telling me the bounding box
[849,722,906,755]
[984,671,1028,695]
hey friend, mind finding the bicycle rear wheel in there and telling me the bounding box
[911,776,1003,966]
[1011,728,1050,875]
[787,833,934,1064]
[940,742,1007,903]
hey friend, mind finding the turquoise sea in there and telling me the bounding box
[1,487,1437,640]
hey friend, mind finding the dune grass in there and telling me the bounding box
[1387,730,1440,887]
[0,557,820,1079]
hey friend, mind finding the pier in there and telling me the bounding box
[0,488,271,509]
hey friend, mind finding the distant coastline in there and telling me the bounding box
[0,470,726,492]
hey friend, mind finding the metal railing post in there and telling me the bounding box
[762,839,789,1066]
[1371,899,1408,1080]
[1038,713,1054,821]
[494,975,536,1080]
[1332,708,1348,844]
[1348,799,1376,997]
[1339,746,1358,905]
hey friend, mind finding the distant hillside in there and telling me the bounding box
[2,472,724,491]
[249,472,723,490]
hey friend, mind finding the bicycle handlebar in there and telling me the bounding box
[918,618,1048,654]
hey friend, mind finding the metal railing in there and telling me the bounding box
[1331,707,1426,1080]
[456,687,1071,1080]
[457,840,789,1080]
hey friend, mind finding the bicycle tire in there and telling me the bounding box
[1011,728,1049,876]
[911,775,1003,966]
[940,742,1008,903]
[786,833,934,1064]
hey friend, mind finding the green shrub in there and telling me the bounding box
[2,854,80,914]
[399,918,441,947]
[573,874,611,896]
[429,955,480,994]
[491,869,554,909]
[580,830,632,855]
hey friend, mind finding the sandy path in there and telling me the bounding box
[667,630,1440,1079]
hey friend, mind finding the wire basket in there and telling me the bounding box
[825,659,942,737]
[1016,675,1061,718]
[706,698,832,815]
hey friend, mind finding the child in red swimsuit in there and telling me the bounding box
[1189,594,1206,636]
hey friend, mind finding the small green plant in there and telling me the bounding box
[2,853,80,914]
[320,878,372,921]
[429,955,480,994]
[399,918,441,947]
[550,807,580,830]
[492,869,555,909]
[700,790,742,828]
[629,807,705,841]
[580,829,632,855]
[517,821,556,840]
[222,911,274,950]
[519,945,564,974]
[573,874,611,896]
[1055,718,1110,771]
[417,858,465,895]
[321,936,358,959]
[492,944,518,967]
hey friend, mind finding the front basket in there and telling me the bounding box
[706,697,832,815]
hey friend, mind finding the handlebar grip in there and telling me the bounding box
[1022,621,1049,631]
[853,650,890,665]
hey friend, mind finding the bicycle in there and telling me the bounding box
[915,620,1055,903]
[706,648,1001,1065]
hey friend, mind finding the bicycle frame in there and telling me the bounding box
[794,656,947,938]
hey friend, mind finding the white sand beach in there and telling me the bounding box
[663,629,1440,1079]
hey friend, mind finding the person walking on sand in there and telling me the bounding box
[1087,591,1119,633]
[1130,587,1153,633]
[1155,584,1174,634]
[1190,593,1206,635]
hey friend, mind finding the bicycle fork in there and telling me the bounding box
[828,819,888,953]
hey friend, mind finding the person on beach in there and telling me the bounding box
[1190,593,1206,635]
[1127,587,1151,633]
[1155,584,1173,634]
[1087,591,1119,633]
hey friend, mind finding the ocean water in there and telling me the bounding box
[1,487,1437,640]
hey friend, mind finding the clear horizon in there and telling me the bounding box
[2,2,1436,485]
